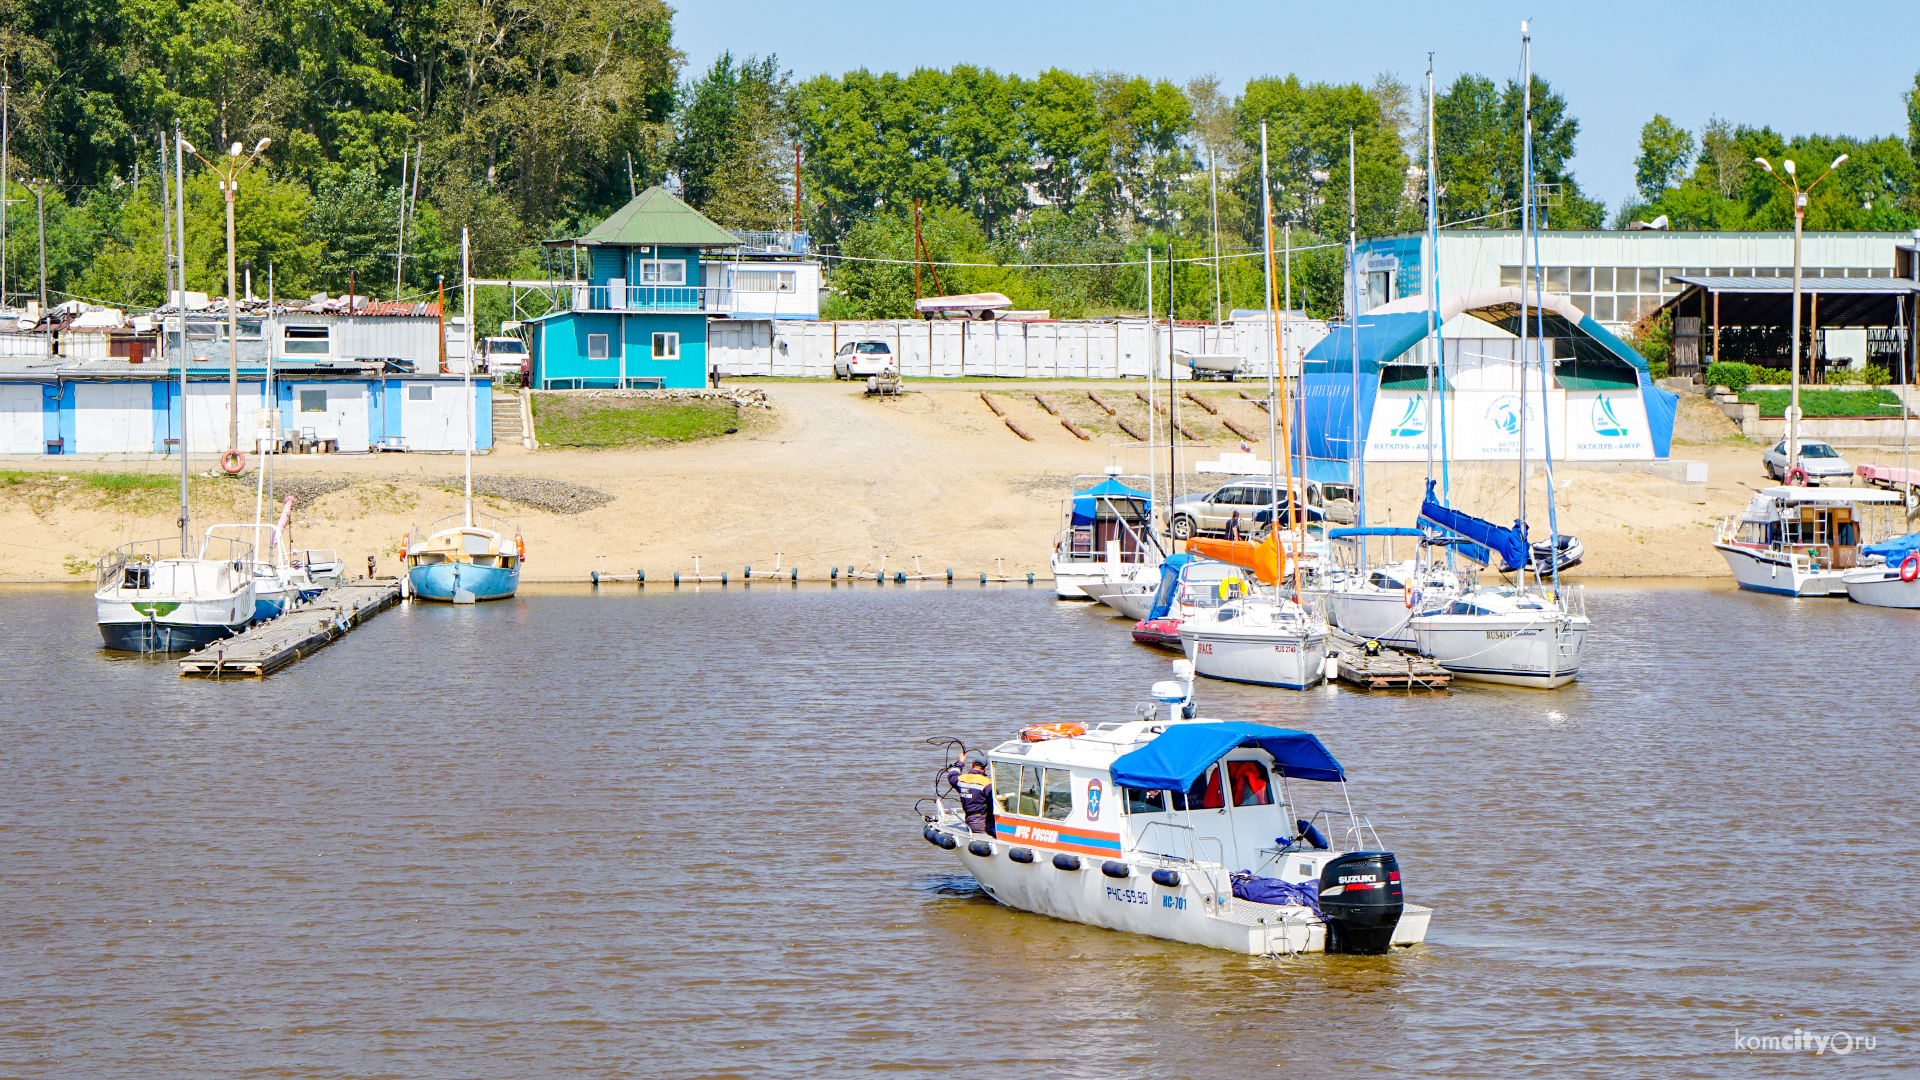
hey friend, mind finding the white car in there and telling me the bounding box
[1762,440,1852,484]
[833,341,896,379]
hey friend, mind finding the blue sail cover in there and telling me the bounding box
[1071,477,1151,526]
[1145,554,1194,621]
[1109,722,1346,788]
[1864,533,1920,563]
[1417,479,1529,571]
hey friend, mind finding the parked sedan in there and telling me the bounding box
[833,340,897,379]
[1761,440,1852,484]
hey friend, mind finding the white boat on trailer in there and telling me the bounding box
[920,662,1432,956]
[1713,486,1903,597]
[1049,473,1163,601]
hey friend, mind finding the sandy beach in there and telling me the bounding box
[0,380,1875,584]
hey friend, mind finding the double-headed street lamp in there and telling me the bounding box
[181,136,271,457]
[1755,152,1846,478]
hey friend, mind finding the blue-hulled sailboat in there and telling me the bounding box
[405,227,523,604]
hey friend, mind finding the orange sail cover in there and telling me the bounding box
[1185,533,1285,585]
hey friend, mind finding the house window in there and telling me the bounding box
[637,259,687,285]
[185,320,219,341]
[299,390,327,413]
[732,270,796,293]
[652,332,679,360]
[408,385,433,400]
[588,333,610,360]
[284,325,329,355]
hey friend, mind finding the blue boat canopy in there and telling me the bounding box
[1071,477,1151,526]
[1145,553,1194,621]
[1109,721,1346,789]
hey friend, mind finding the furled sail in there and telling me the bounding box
[1416,479,1529,572]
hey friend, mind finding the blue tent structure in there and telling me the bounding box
[1069,477,1151,526]
[1289,289,1680,481]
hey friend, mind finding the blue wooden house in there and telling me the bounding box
[530,186,741,389]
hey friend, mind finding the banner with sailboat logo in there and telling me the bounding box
[1364,388,1653,462]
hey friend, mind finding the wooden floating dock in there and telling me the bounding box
[1329,632,1451,691]
[179,579,403,678]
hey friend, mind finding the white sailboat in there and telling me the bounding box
[95,130,257,652]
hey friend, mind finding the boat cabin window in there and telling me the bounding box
[991,761,1020,815]
[1368,569,1404,590]
[1124,787,1166,815]
[1042,769,1073,820]
[1016,766,1042,817]
[1170,765,1224,811]
[1447,600,1497,617]
[1227,761,1274,806]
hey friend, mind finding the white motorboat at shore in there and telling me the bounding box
[94,534,257,652]
[1713,486,1904,597]
[1840,533,1920,608]
[1409,587,1589,688]
[1049,473,1163,601]
[919,661,1432,956]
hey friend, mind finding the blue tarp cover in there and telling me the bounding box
[1864,533,1920,562]
[1071,477,1150,526]
[1109,721,1345,789]
[1417,479,1529,571]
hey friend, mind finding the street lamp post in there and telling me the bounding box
[181,137,271,456]
[1756,152,1847,480]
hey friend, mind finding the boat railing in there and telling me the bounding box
[1553,584,1585,618]
[1299,808,1383,853]
[420,511,519,539]
[96,534,254,596]
[1129,820,1225,867]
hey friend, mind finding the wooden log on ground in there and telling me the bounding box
[1222,417,1261,442]
[1004,417,1034,441]
[1115,416,1147,442]
[1061,418,1091,440]
[1184,391,1218,415]
[979,391,1005,416]
[1240,390,1271,412]
[1032,393,1059,416]
[1087,391,1116,415]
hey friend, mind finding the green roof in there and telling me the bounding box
[573,186,740,248]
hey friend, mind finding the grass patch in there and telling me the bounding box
[1737,388,1902,417]
[82,473,177,493]
[532,396,742,447]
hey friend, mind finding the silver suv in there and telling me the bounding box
[1171,479,1300,540]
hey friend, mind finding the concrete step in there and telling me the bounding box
[491,396,524,440]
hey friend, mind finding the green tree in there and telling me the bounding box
[1027,69,1106,214]
[1634,115,1693,204]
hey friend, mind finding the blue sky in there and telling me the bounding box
[673,0,1919,216]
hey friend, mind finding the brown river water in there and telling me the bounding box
[2,581,1915,1078]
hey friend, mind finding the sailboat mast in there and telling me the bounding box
[462,227,473,528]
[1145,246,1157,524]
[173,127,191,551]
[1210,150,1222,324]
[1348,129,1363,569]
[1518,21,1532,563]
[1426,54,1438,486]
[1167,241,1176,506]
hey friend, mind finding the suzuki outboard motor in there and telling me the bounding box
[1318,852,1404,955]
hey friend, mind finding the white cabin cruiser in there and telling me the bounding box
[94,534,256,652]
[920,662,1432,956]
[1408,587,1589,688]
[1839,533,1920,608]
[1050,474,1163,601]
[1713,486,1903,597]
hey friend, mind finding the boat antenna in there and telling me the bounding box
[462,226,473,529]
[1517,20,1533,588]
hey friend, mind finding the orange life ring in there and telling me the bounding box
[219,449,246,475]
[1901,552,1919,583]
[398,532,410,557]
[1021,722,1087,743]
[515,533,525,560]
[1403,585,1414,608]
[1785,466,1807,486]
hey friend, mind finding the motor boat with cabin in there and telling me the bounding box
[1713,486,1904,596]
[1408,586,1589,688]
[1322,528,1465,650]
[1131,555,1243,647]
[1050,473,1163,601]
[1840,532,1920,608]
[94,533,257,652]
[291,548,345,588]
[403,512,524,602]
[918,661,1432,956]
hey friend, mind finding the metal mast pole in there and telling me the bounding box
[1348,129,1363,560]
[1789,188,1804,472]
[1210,151,1222,324]
[225,157,241,454]
[395,148,408,300]
[163,133,188,550]
[1425,54,1438,485]
[176,129,191,543]
[1146,245,1157,523]
[463,227,473,528]
[1168,241,1177,506]
[1518,21,1532,552]
[2,79,9,309]
[34,180,45,310]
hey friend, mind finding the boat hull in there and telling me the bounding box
[1713,542,1846,597]
[1132,617,1185,648]
[1180,625,1329,690]
[939,825,1429,955]
[1841,567,1920,608]
[1082,582,1155,621]
[1327,589,1421,649]
[407,561,519,602]
[1411,616,1588,688]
